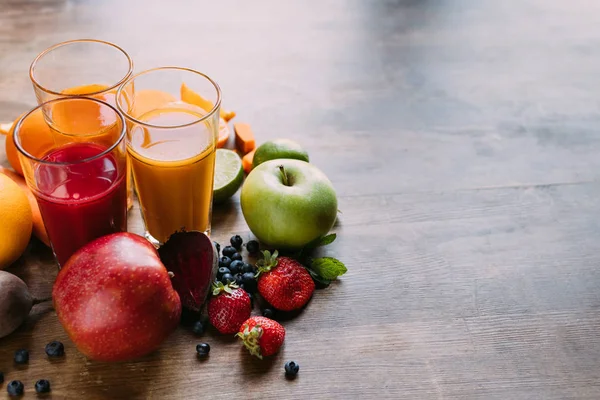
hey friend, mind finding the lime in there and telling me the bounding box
[213,149,244,204]
[253,139,309,168]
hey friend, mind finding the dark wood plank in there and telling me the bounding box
[2,0,600,398]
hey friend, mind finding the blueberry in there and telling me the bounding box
[217,267,230,279]
[35,379,51,394]
[231,252,242,261]
[242,263,254,273]
[14,349,29,364]
[234,274,244,285]
[45,341,65,357]
[222,246,236,258]
[0,372,3,383]
[221,273,234,284]
[285,361,300,378]
[192,320,205,335]
[242,273,257,293]
[242,272,255,284]
[230,235,243,249]
[196,343,210,357]
[213,241,221,255]
[262,308,275,319]
[246,240,260,254]
[229,260,244,274]
[219,256,232,269]
[7,380,24,396]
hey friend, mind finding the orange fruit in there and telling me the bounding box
[0,166,50,247]
[5,110,55,176]
[0,174,33,268]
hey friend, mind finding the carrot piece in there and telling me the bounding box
[180,83,236,122]
[242,148,256,174]
[217,118,230,148]
[234,123,256,155]
[0,166,50,247]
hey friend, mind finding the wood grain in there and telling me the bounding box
[2,0,600,398]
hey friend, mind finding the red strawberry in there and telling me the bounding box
[256,251,315,311]
[208,282,251,334]
[237,316,285,358]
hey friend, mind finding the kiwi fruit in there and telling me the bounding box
[0,270,34,338]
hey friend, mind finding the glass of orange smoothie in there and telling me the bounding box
[116,67,221,245]
[29,39,135,208]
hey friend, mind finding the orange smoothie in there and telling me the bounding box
[128,104,216,244]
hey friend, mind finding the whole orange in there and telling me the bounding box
[0,174,33,268]
[6,109,55,176]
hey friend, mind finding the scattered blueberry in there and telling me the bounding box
[213,241,221,255]
[230,235,243,249]
[222,246,236,258]
[242,263,254,273]
[231,252,242,261]
[7,380,24,396]
[196,343,210,357]
[217,267,230,279]
[229,260,244,274]
[192,320,205,335]
[235,274,244,286]
[285,361,300,378]
[14,349,29,364]
[45,341,65,358]
[221,273,234,284]
[263,308,275,319]
[246,240,260,254]
[0,372,3,383]
[35,379,51,394]
[219,256,232,269]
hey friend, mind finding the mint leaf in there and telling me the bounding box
[310,257,347,280]
[307,269,331,287]
[305,233,337,250]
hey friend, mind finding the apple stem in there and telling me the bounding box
[279,165,290,186]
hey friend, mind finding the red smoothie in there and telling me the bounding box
[34,142,127,265]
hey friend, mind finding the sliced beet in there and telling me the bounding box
[158,231,218,312]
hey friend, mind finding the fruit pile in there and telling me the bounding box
[0,97,345,387]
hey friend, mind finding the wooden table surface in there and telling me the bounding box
[2,0,600,398]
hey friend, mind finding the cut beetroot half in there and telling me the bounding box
[158,231,218,312]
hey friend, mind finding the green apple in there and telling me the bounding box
[241,159,337,249]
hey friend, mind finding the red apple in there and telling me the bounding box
[53,232,181,362]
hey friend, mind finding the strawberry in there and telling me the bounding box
[256,251,315,311]
[237,316,285,359]
[207,281,251,334]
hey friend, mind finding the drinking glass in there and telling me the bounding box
[14,97,128,267]
[29,39,135,208]
[116,67,221,245]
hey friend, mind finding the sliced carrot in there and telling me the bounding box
[180,83,236,122]
[0,121,12,135]
[0,166,50,247]
[217,118,230,148]
[234,123,256,155]
[242,148,256,174]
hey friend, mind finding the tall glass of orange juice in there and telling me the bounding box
[116,67,221,245]
[29,39,135,208]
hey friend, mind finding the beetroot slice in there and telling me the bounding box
[158,231,217,312]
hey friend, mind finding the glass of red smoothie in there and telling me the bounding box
[13,97,128,267]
